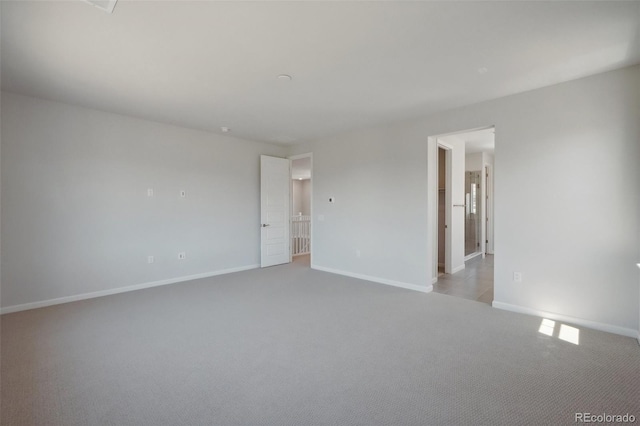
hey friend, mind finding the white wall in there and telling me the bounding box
[301,179,311,216]
[465,152,483,171]
[2,66,638,336]
[293,180,303,215]
[466,152,493,171]
[484,153,494,167]
[295,128,431,290]
[292,179,311,216]
[0,92,286,310]
[484,153,494,254]
[291,65,640,336]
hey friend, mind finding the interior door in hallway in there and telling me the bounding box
[260,155,291,267]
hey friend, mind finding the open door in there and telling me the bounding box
[260,155,290,267]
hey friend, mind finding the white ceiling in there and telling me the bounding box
[2,1,638,145]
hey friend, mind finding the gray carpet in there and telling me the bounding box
[1,260,639,425]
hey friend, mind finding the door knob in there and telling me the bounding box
[261,224,270,227]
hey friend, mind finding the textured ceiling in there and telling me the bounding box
[2,1,638,145]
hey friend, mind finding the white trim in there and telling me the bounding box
[428,136,438,283]
[288,153,313,161]
[434,125,496,140]
[464,252,482,262]
[451,264,465,274]
[0,264,260,315]
[484,163,494,255]
[311,264,432,294]
[492,301,637,339]
[84,0,117,14]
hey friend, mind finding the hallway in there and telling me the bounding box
[432,255,493,304]
[292,254,310,267]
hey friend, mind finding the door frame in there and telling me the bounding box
[428,125,495,284]
[288,153,313,265]
[485,164,494,255]
[260,155,291,268]
[438,142,453,275]
[428,137,454,283]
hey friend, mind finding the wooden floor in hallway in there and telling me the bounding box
[432,254,494,304]
[292,254,310,266]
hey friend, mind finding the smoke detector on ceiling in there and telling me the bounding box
[84,0,118,14]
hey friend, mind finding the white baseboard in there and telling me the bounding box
[311,264,432,294]
[464,252,483,262]
[0,264,260,315]
[451,264,465,274]
[492,301,638,339]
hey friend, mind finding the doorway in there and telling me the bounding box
[429,127,495,304]
[437,146,451,276]
[289,153,313,267]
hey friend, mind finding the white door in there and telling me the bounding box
[260,155,290,267]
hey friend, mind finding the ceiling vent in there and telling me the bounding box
[84,0,118,14]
